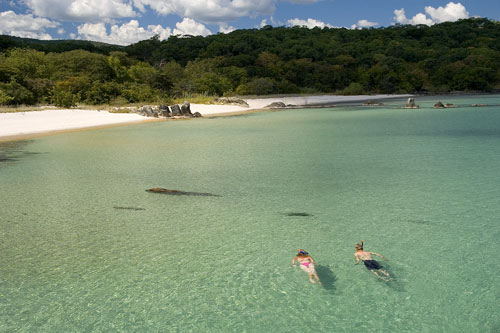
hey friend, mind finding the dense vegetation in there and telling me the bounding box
[1,18,499,107]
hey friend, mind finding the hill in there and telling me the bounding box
[1,18,499,106]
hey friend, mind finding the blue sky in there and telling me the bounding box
[0,1,499,45]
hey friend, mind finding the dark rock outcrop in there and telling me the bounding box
[193,112,202,118]
[170,104,182,116]
[159,105,171,117]
[180,102,192,115]
[405,98,419,109]
[146,188,220,197]
[214,97,249,107]
[265,102,287,108]
[434,101,445,108]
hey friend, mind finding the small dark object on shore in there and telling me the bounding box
[364,100,384,106]
[113,206,146,211]
[146,187,220,197]
[265,102,287,108]
[285,212,313,217]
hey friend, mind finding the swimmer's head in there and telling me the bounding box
[355,241,364,251]
[297,249,309,255]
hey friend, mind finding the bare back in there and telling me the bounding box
[354,250,374,261]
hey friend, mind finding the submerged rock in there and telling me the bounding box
[113,206,146,211]
[284,212,313,217]
[146,188,220,197]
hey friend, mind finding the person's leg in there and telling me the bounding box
[370,269,382,279]
[307,273,316,283]
[379,269,390,277]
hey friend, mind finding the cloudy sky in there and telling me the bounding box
[0,1,498,46]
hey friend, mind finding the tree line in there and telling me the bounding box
[1,18,499,107]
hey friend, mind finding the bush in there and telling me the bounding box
[236,77,275,95]
[52,88,77,108]
[340,82,365,95]
[85,81,121,104]
[0,88,14,105]
[121,83,160,103]
[0,81,36,105]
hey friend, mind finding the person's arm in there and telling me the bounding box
[354,253,360,264]
[371,252,387,260]
[292,256,297,265]
[309,256,316,264]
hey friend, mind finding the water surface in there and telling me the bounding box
[1,95,499,331]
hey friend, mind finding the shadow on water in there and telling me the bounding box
[146,188,221,197]
[315,265,336,291]
[0,140,39,164]
[283,212,313,217]
[113,206,146,211]
[376,263,406,292]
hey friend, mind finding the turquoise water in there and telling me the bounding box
[1,95,499,332]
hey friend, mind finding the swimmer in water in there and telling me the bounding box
[354,241,391,280]
[292,249,321,284]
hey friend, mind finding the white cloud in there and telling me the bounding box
[0,10,58,40]
[21,0,321,28]
[24,0,137,22]
[425,2,469,23]
[287,18,333,29]
[131,0,276,23]
[172,18,212,37]
[219,23,235,34]
[351,19,379,29]
[394,2,469,26]
[77,20,172,45]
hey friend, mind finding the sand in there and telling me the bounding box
[0,94,410,141]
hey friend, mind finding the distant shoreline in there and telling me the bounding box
[0,94,420,142]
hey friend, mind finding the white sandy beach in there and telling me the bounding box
[0,94,409,141]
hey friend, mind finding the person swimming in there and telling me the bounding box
[292,249,321,284]
[354,241,391,280]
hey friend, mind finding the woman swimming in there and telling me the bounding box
[292,249,321,284]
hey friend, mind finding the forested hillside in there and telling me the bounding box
[1,18,499,107]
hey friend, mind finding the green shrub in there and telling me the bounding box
[340,82,365,95]
[0,81,36,105]
[121,83,159,103]
[0,89,14,105]
[52,89,77,108]
[85,81,121,104]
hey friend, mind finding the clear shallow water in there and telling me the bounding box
[1,95,500,332]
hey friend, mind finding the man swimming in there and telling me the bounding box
[354,241,391,280]
[292,249,321,284]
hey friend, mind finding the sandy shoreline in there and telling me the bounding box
[0,94,410,142]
